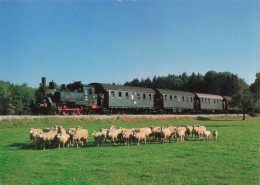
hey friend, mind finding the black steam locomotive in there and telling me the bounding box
[32,77,232,115]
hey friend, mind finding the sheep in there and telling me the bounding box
[33,134,43,150]
[150,126,161,142]
[109,127,123,144]
[213,129,218,140]
[73,127,88,148]
[203,131,211,141]
[30,128,43,145]
[132,131,146,145]
[100,128,108,143]
[160,127,172,144]
[92,131,104,147]
[57,133,70,148]
[176,130,185,144]
[58,125,66,134]
[193,126,205,140]
[135,127,152,142]
[107,129,119,147]
[185,125,193,139]
[122,130,133,146]
[39,129,58,150]
[167,125,177,139]
[67,128,77,146]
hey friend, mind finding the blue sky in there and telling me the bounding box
[0,0,258,88]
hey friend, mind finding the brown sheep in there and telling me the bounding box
[150,126,161,142]
[100,128,108,143]
[136,127,152,142]
[167,125,177,139]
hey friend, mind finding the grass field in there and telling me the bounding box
[0,116,259,184]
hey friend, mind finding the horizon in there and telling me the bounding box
[0,0,258,88]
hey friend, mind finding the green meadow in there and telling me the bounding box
[0,116,259,184]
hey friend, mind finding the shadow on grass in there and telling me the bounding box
[8,143,32,150]
[196,116,236,121]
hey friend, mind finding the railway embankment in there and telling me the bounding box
[0,114,245,121]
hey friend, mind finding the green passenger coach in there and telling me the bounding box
[89,83,156,113]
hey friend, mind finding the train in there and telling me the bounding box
[32,77,233,115]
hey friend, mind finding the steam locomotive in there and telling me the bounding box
[32,77,232,115]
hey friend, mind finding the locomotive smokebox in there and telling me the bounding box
[42,77,46,91]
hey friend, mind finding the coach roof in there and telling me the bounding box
[89,83,156,93]
[194,93,224,99]
[155,89,195,96]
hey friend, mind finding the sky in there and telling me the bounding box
[0,0,259,88]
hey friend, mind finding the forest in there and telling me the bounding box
[0,71,259,115]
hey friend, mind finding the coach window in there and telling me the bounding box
[174,96,177,102]
[119,92,122,99]
[148,94,151,100]
[214,99,216,104]
[111,91,115,98]
[131,93,134,99]
[201,98,204,103]
[165,95,167,101]
[186,97,189,102]
[208,98,210,103]
[182,97,185,102]
[126,92,129,99]
[190,97,193,102]
[137,93,140,99]
[143,94,146,100]
[170,95,172,101]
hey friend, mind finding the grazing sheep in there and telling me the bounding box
[213,129,218,140]
[30,128,43,145]
[109,127,123,144]
[176,130,185,144]
[192,126,206,140]
[73,126,88,148]
[132,131,146,145]
[57,133,70,148]
[160,127,172,144]
[203,131,211,141]
[92,131,104,147]
[186,125,193,139]
[33,134,43,150]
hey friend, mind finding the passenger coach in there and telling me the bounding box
[89,83,156,113]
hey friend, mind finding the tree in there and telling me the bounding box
[231,89,254,120]
[249,72,260,113]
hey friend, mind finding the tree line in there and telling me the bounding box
[0,71,259,115]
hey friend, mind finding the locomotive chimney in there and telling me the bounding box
[42,77,46,91]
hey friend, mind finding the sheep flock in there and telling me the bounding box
[30,125,218,150]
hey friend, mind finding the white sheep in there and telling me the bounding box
[92,131,104,147]
[132,131,146,145]
[30,128,43,145]
[203,131,211,141]
[213,129,218,140]
[107,129,119,147]
[160,127,172,144]
[73,127,88,148]
[57,133,70,148]
[176,130,185,144]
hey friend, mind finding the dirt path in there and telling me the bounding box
[0,114,244,121]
